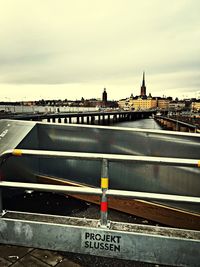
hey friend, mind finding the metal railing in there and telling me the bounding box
[1,148,200,167]
[0,148,200,227]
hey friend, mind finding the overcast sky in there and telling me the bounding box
[0,0,200,101]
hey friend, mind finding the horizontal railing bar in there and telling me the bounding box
[1,149,200,168]
[0,181,200,204]
[107,189,200,203]
[0,181,101,195]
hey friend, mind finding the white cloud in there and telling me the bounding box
[0,0,199,100]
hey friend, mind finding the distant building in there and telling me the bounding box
[191,100,200,111]
[168,101,185,110]
[118,72,159,110]
[102,88,107,103]
[129,97,157,111]
[140,72,146,97]
[118,98,129,109]
[157,98,170,109]
[80,89,117,108]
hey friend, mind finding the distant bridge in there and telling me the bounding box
[155,115,200,133]
[1,110,157,125]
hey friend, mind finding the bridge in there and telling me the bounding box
[1,110,156,125]
[155,115,200,133]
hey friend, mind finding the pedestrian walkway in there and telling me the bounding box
[0,243,163,267]
[0,245,81,267]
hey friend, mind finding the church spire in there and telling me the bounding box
[140,71,146,97]
[142,71,145,87]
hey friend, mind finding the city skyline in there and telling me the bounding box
[0,0,200,101]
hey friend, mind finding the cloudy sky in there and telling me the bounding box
[0,0,200,101]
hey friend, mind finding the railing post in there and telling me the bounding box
[100,159,109,228]
[91,116,95,124]
[0,188,2,215]
[81,116,84,124]
[0,171,4,216]
[0,170,2,215]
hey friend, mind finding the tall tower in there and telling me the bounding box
[102,88,107,103]
[140,72,146,97]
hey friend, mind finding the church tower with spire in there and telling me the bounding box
[140,72,146,97]
[102,88,107,103]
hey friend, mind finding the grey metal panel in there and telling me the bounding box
[35,123,200,209]
[1,120,200,213]
[0,120,36,154]
[0,120,38,186]
[0,121,39,183]
[37,122,200,157]
[0,211,200,266]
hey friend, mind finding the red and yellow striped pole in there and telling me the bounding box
[100,159,109,227]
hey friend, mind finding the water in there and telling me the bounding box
[113,118,162,130]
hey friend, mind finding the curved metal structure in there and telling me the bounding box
[0,119,200,215]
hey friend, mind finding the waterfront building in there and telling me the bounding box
[129,97,157,111]
[157,98,170,109]
[168,101,185,111]
[118,72,158,110]
[191,100,200,111]
[118,98,130,109]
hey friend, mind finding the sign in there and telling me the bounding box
[82,230,122,253]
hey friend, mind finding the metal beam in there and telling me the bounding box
[0,211,200,266]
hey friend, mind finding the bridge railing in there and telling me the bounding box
[1,149,200,265]
[1,148,200,227]
[155,115,199,130]
[2,148,200,167]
